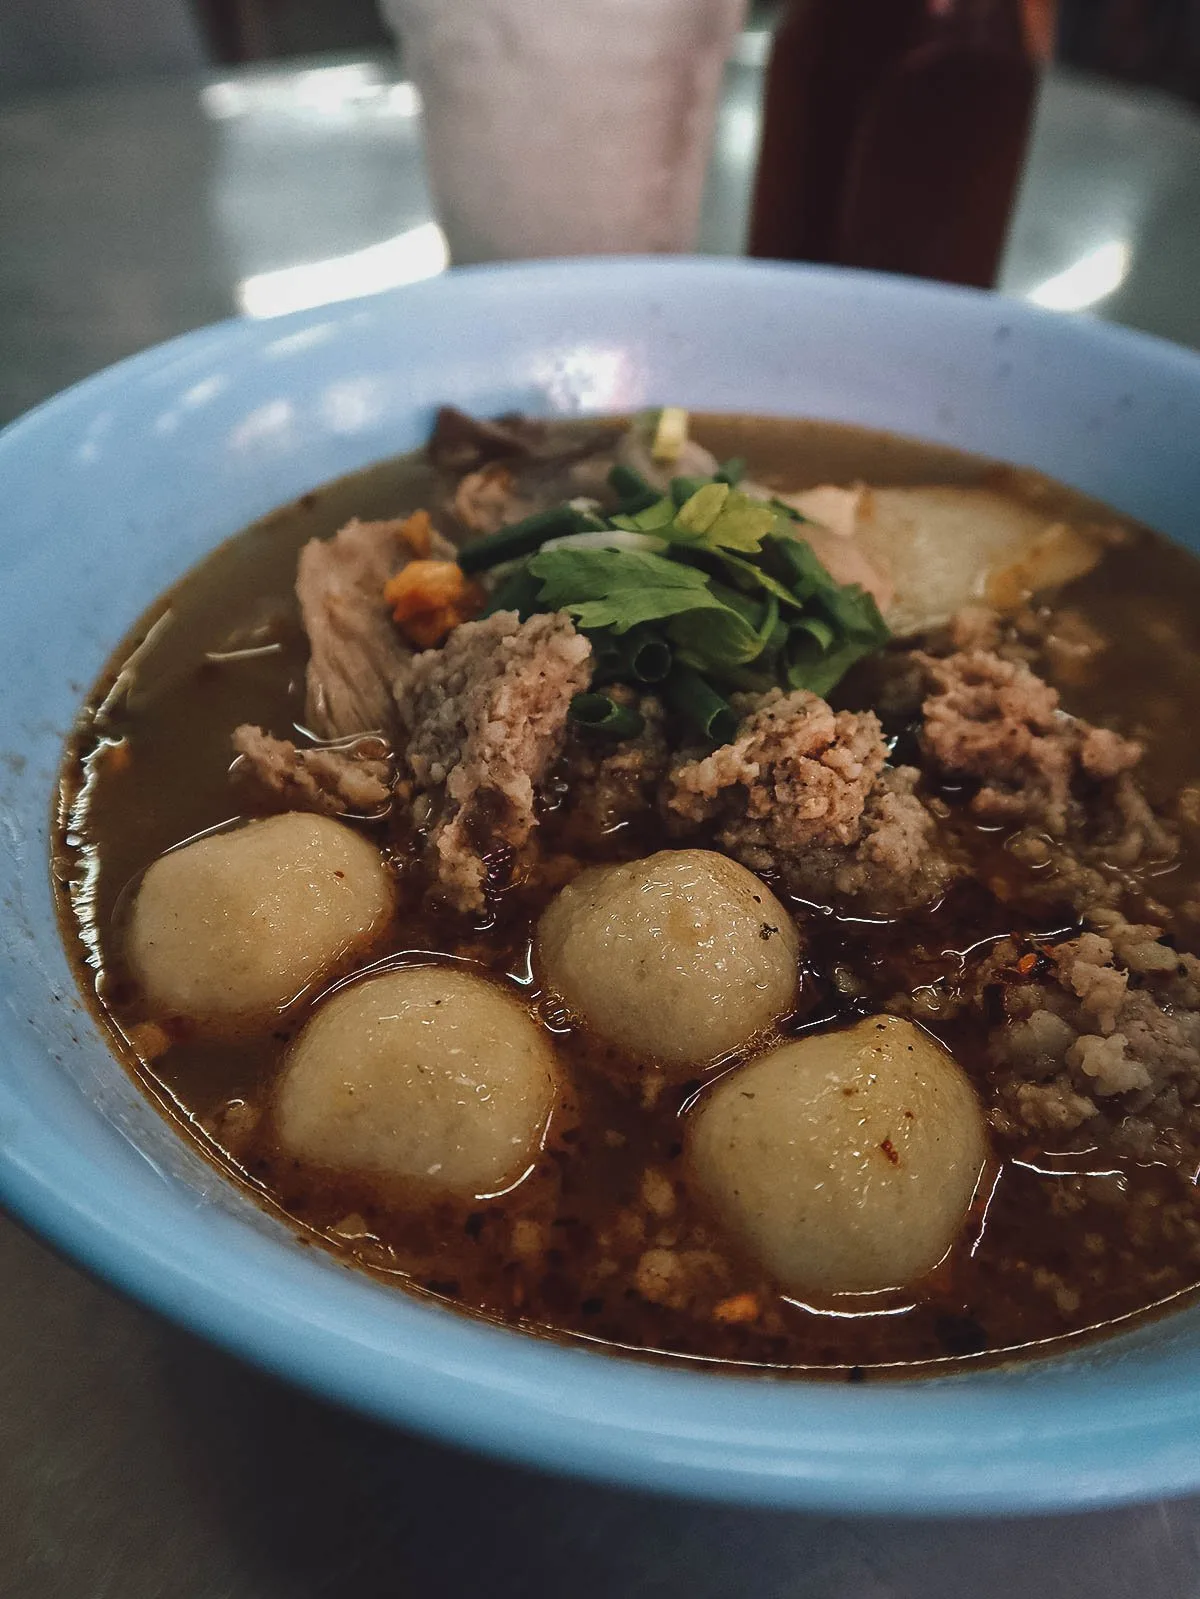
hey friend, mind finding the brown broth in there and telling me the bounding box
[52,415,1200,1378]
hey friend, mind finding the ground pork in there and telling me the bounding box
[633,1247,731,1312]
[975,917,1200,1159]
[296,515,454,741]
[942,604,1108,682]
[919,648,1142,837]
[395,610,592,911]
[231,725,392,817]
[558,690,671,841]
[665,688,953,912]
[669,689,885,845]
[780,766,956,911]
[848,612,1025,730]
[452,464,539,536]
[918,646,1177,920]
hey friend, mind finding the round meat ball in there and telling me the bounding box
[127,813,394,1029]
[536,849,800,1076]
[688,1015,988,1296]
[275,966,559,1195]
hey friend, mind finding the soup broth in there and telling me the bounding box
[54,413,1200,1376]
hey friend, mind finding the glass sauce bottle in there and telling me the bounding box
[749,0,1055,288]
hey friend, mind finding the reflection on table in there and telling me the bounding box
[2,44,1200,426]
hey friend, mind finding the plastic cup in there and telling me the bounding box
[380,0,749,263]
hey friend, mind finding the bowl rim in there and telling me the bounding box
[5,256,1200,1517]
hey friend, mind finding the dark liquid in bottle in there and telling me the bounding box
[749,0,1046,288]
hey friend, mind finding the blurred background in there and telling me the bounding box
[2,0,1199,99]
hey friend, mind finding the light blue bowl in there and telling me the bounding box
[3,259,1200,1516]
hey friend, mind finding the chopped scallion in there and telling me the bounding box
[458,505,586,574]
[622,630,673,684]
[791,614,836,653]
[607,463,660,513]
[664,666,738,747]
[568,693,646,740]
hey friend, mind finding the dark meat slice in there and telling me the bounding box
[428,406,615,474]
[395,611,592,911]
[231,725,392,817]
[919,648,1142,836]
[427,407,546,473]
[973,915,1200,1161]
[431,408,622,538]
[296,515,453,741]
[666,688,954,913]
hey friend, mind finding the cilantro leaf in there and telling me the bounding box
[669,607,763,673]
[674,481,729,536]
[812,580,889,644]
[472,444,893,739]
[785,584,889,697]
[610,497,679,535]
[787,634,881,699]
[529,547,709,603]
[527,547,727,634]
[716,549,809,612]
[676,485,779,553]
[668,587,781,676]
[613,486,780,555]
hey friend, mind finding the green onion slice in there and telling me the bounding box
[568,693,646,740]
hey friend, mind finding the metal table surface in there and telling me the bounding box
[3,40,1200,1599]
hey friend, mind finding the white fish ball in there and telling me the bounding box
[127,812,393,1029]
[688,1015,988,1295]
[276,966,559,1196]
[536,849,800,1078]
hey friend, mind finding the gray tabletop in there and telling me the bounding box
[4,40,1200,1599]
